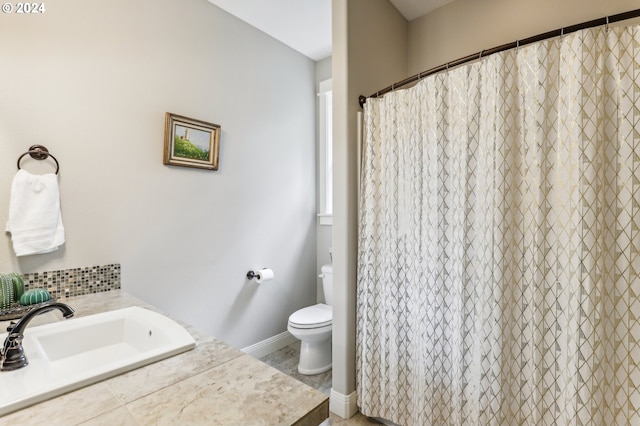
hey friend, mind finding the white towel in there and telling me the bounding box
[5,169,65,256]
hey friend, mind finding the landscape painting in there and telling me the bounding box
[164,113,220,170]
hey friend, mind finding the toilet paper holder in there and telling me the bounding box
[246,269,270,280]
[246,270,263,280]
[246,268,274,283]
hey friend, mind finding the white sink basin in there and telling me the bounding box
[0,306,196,416]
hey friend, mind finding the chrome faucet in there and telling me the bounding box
[1,302,75,371]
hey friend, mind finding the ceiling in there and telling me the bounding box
[207,0,455,61]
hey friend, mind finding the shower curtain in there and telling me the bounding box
[357,25,640,426]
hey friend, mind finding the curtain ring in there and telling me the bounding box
[605,16,610,32]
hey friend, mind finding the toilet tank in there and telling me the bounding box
[321,264,333,306]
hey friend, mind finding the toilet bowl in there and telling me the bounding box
[287,264,333,375]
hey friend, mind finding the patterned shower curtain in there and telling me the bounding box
[357,25,640,426]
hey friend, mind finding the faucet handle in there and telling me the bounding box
[2,332,17,355]
[1,333,26,371]
[6,321,16,333]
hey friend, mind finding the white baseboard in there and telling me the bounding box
[330,388,358,419]
[241,331,298,359]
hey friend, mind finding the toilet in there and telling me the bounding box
[287,264,333,375]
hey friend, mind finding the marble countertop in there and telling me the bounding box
[0,290,329,425]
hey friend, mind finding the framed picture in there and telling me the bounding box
[164,113,221,170]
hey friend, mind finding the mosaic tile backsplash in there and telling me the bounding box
[22,263,121,300]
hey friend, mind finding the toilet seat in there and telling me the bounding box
[288,303,332,329]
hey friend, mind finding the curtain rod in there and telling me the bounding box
[358,8,640,108]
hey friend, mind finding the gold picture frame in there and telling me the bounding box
[164,113,220,170]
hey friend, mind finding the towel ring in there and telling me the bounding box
[17,145,59,175]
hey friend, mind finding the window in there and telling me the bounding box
[318,78,332,225]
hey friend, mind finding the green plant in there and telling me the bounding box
[0,275,14,310]
[8,273,24,300]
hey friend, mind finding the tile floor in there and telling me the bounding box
[259,342,382,426]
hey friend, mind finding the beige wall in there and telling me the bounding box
[408,0,640,75]
[332,0,407,417]
[0,0,317,350]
